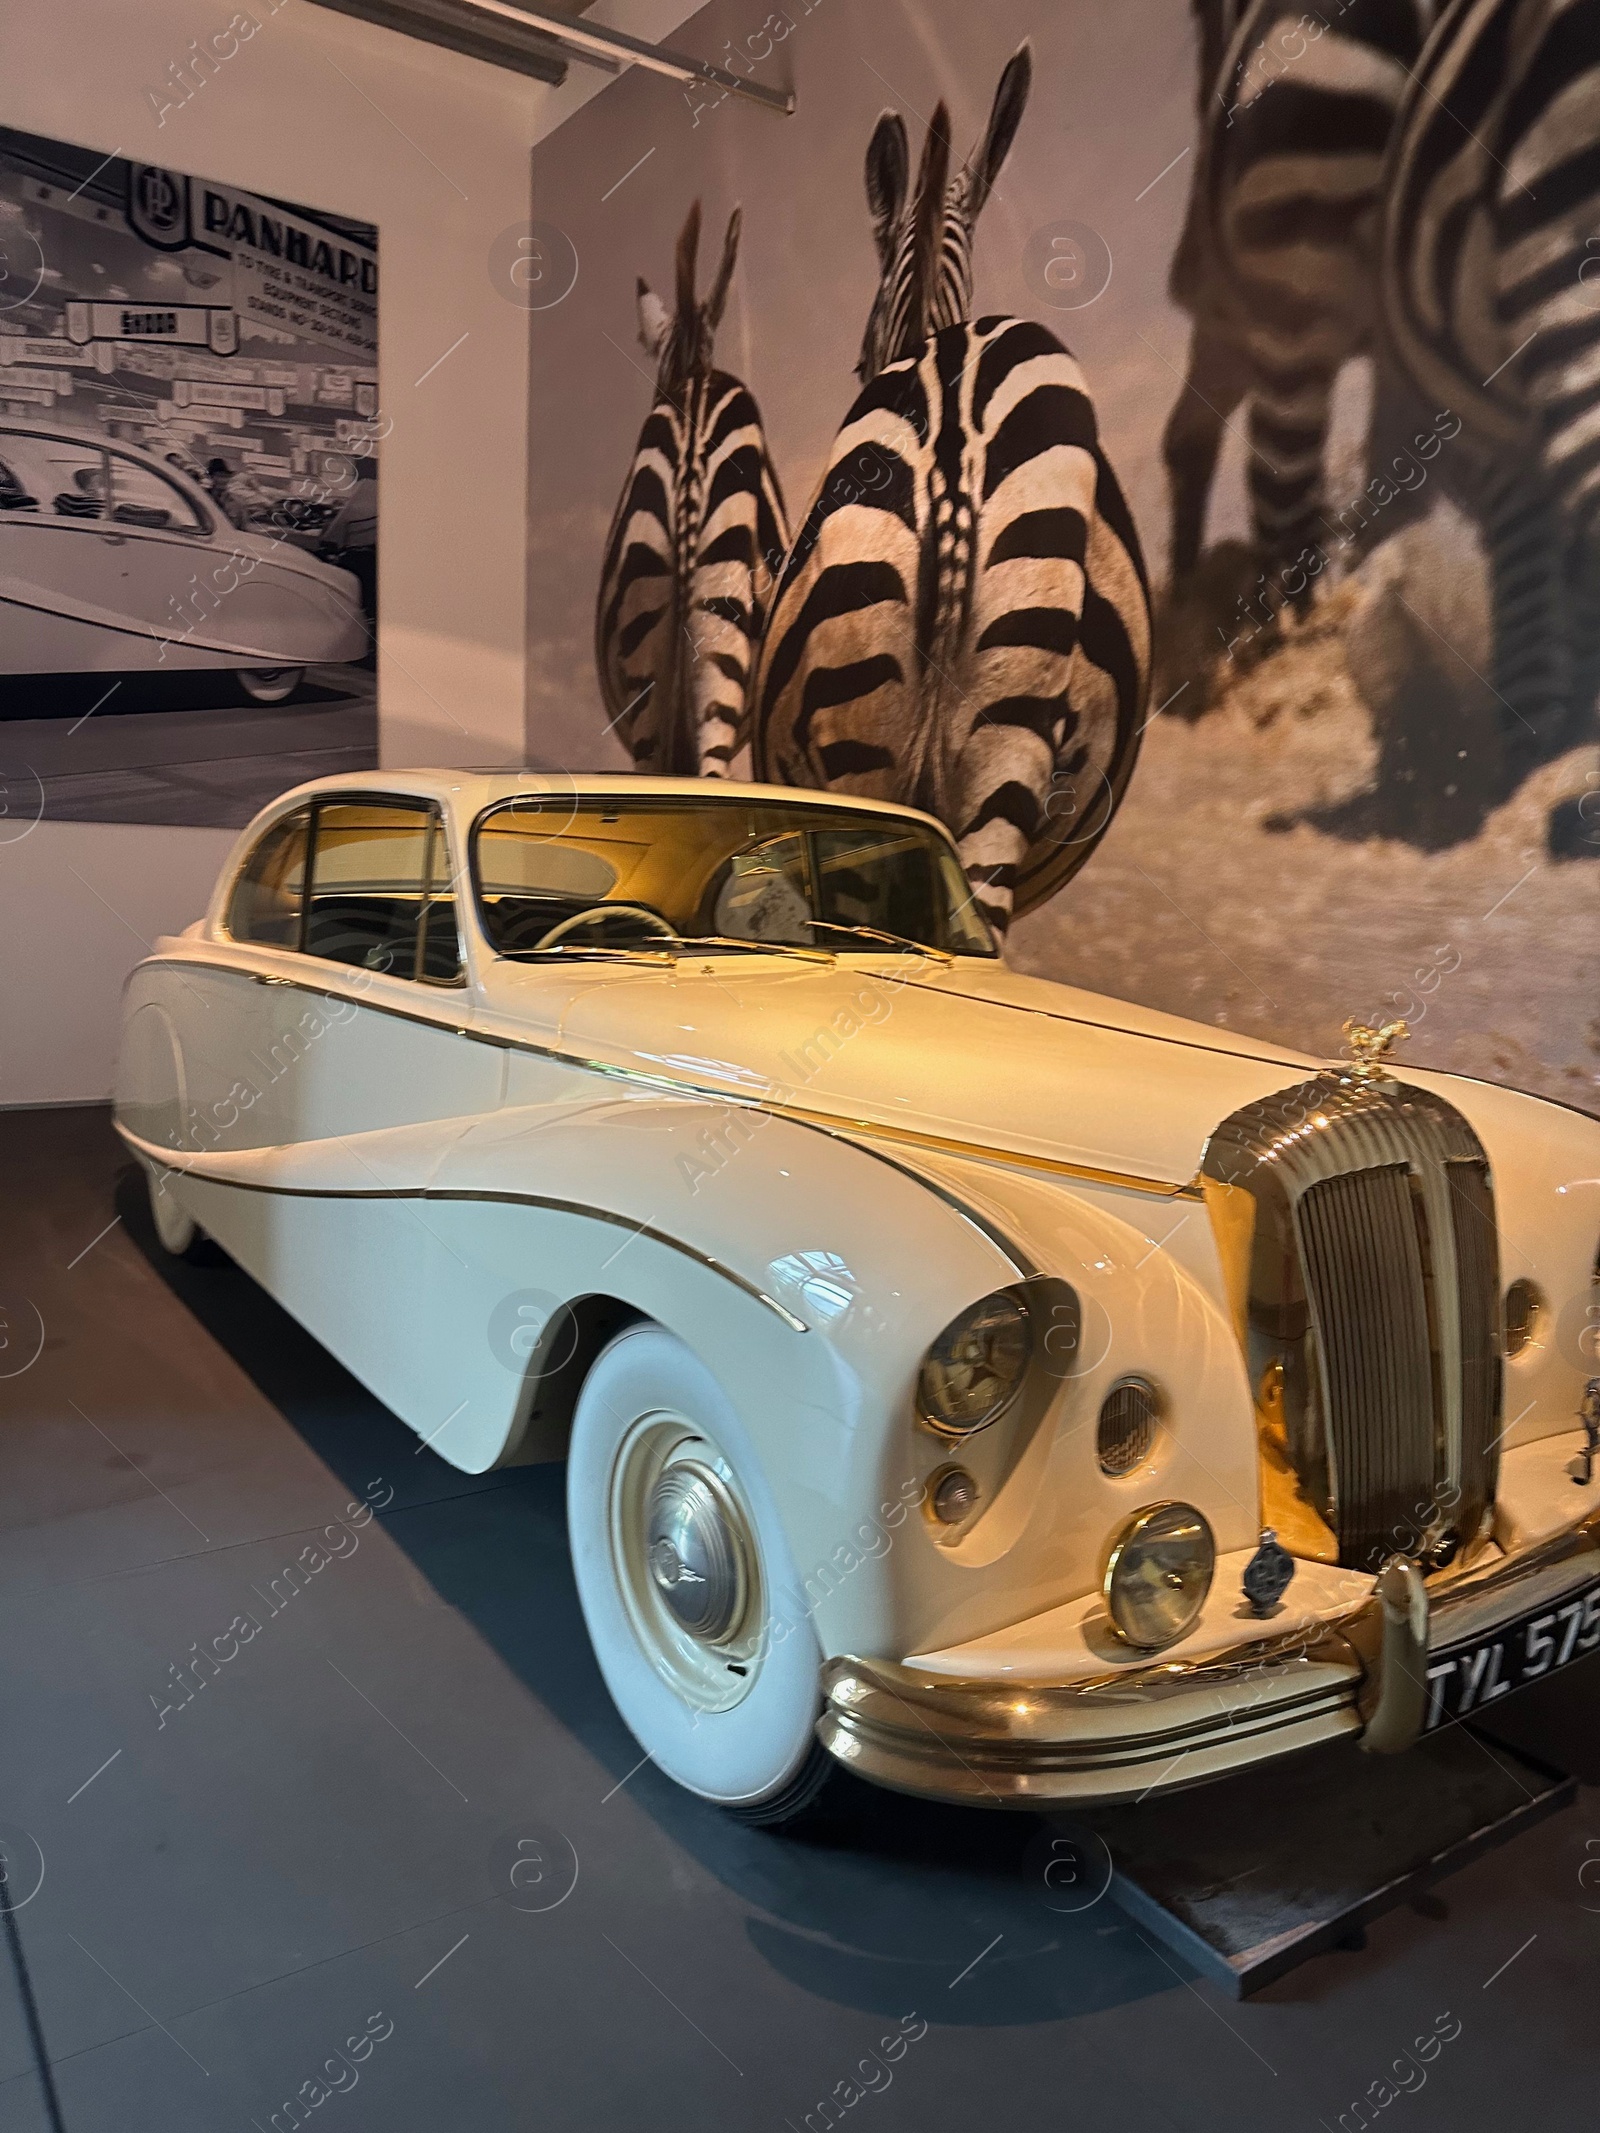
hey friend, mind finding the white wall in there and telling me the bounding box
[0,0,702,1105]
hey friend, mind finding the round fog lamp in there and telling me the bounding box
[931,1469,980,1524]
[916,1292,1031,1434]
[1102,1501,1215,1652]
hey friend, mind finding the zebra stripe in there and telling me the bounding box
[1165,0,1437,584]
[595,205,788,776]
[755,315,1149,928]
[1381,0,1600,756]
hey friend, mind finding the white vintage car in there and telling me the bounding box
[0,420,366,702]
[114,772,1600,1823]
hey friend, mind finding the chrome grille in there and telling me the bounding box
[1295,1164,1436,1570]
[1203,1073,1502,1573]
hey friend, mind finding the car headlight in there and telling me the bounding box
[1102,1501,1216,1651]
[916,1291,1032,1434]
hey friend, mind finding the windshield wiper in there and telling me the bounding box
[807,922,954,966]
[495,935,839,967]
[666,935,838,965]
[496,945,675,964]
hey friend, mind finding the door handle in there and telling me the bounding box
[97,533,128,546]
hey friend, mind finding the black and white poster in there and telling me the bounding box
[0,129,380,826]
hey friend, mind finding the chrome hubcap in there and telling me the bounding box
[608,1417,763,1711]
[645,1464,747,1642]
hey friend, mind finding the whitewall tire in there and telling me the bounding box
[145,1161,200,1258]
[567,1325,834,1822]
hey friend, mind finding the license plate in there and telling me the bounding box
[1424,1577,1600,1731]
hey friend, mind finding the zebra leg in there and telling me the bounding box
[1349,363,1436,561]
[1247,359,1337,610]
[1162,317,1250,584]
[1480,470,1574,784]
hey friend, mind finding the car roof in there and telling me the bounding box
[258,769,952,830]
[0,418,218,502]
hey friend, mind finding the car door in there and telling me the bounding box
[154,793,505,1447]
[98,446,218,652]
[0,429,140,668]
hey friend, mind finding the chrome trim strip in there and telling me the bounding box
[117,1122,808,1333]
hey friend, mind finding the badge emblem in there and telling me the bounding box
[1242,1528,1295,1617]
[126,166,191,251]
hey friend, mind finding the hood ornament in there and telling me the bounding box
[1339,1017,1409,1082]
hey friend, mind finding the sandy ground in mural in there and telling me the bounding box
[1012,544,1597,1114]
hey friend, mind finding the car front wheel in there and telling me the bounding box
[567,1325,836,1824]
[237,666,304,704]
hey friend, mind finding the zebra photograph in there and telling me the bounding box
[1162,0,1439,600]
[753,50,1152,931]
[594,200,789,775]
[1159,0,1599,851]
[525,0,1596,1113]
[1380,0,1600,828]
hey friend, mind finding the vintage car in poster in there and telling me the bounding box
[0,419,366,703]
[113,772,1600,1822]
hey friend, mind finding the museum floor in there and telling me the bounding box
[3,1104,1597,2133]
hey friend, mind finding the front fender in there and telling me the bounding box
[425,1092,1028,1652]
[433,1093,1259,1659]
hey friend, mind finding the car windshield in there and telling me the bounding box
[472,794,996,959]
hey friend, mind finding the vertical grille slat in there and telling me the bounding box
[1449,1158,1502,1544]
[1295,1164,1437,1572]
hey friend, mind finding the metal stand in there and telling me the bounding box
[1079,1727,1574,1998]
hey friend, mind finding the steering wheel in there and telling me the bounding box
[532,903,680,952]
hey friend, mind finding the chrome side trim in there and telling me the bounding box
[116,1122,808,1333]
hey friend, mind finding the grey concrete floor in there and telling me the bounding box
[2,1104,1597,2132]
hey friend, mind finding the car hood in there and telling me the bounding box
[476,954,1330,1188]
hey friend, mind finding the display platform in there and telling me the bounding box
[1078,1727,1575,1998]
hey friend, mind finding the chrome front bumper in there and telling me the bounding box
[818,1516,1600,1808]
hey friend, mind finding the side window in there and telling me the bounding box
[41,439,108,519]
[107,453,206,533]
[0,450,39,512]
[303,801,462,984]
[227,810,309,946]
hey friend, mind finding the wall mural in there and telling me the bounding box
[527,0,1598,1111]
[0,128,380,827]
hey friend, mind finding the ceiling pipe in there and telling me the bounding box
[308,0,795,113]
